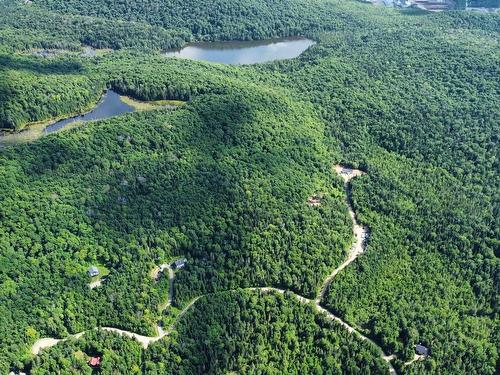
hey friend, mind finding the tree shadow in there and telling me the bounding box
[0,53,84,75]
[3,85,348,335]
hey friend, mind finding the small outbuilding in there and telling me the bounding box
[173,258,187,269]
[415,343,429,356]
[88,266,99,277]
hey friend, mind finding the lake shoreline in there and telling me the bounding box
[0,91,186,148]
[0,94,104,136]
[0,90,125,147]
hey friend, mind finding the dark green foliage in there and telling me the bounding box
[29,291,389,374]
[146,291,389,374]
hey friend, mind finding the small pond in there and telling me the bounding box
[44,90,135,134]
[0,90,135,147]
[164,37,315,65]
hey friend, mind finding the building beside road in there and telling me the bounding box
[173,258,187,269]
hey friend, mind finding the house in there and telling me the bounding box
[415,343,429,356]
[88,356,101,367]
[409,0,452,11]
[173,258,187,269]
[88,266,99,277]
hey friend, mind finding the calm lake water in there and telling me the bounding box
[164,37,315,65]
[44,90,134,134]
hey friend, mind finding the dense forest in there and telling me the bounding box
[0,77,354,371]
[30,291,389,374]
[0,0,498,374]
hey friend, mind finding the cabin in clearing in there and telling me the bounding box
[415,343,429,356]
[87,266,99,277]
[307,193,324,207]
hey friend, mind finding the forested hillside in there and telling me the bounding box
[0,0,498,374]
[30,291,389,374]
[0,77,354,371]
[32,0,344,41]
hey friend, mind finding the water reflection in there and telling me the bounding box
[45,90,134,134]
[164,37,315,65]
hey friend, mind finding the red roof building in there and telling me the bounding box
[88,356,101,367]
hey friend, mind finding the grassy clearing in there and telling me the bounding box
[149,99,187,107]
[120,95,187,110]
[0,123,46,147]
[89,264,110,283]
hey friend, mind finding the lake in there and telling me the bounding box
[0,90,135,147]
[164,37,315,65]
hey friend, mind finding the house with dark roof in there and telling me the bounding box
[88,266,99,277]
[415,343,429,356]
[173,258,187,269]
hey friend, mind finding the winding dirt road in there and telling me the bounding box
[33,263,185,352]
[31,333,85,355]
[316,165,368,303]
[30,165,398,374]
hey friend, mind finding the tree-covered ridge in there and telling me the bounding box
[0,84,354,371]
[31,0,344,41]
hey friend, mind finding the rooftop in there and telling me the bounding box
[88,356,101,366]
[415,344,429,356]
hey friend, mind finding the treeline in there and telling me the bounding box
[32,0,348,42]
[0,1,190,52]
[0,53,103,130]
[30,0,500,43]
